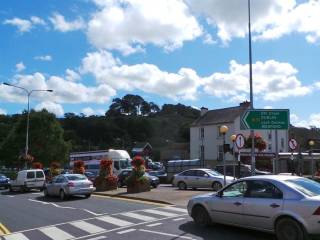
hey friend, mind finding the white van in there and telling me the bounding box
[9,169,45,192]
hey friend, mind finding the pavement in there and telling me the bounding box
[93,184,213,206]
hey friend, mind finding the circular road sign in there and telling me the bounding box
[289,138,298,151]
[235,134,245,149]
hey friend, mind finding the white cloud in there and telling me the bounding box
[203,33,216,45]
[87,0,202,54]
[3,16,46,32]
[203,60,312,101]
[0,72,116,104]
[186,0,320,45]
[81,107,105,116]
[65,69,80,82]
[35,101,64,117]
[49,12,85,32]
[16,62,26,72]
[290,113,320,128]
[0,108,7,115]
[80,50,201,100]
[34,55,52,61]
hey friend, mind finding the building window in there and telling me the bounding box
[201,127,204,139]
[268,131,272,140]
[268,144,272,151]
[200,145,204,161]
[218,145,223,161]
[281,138,284,149]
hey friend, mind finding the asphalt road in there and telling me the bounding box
[0,189,275,240]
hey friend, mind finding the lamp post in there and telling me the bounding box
[309,140,315,179]
[220,125,229,186]
[230,134,237,179]
[3,82,53,168]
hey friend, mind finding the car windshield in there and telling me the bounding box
[206,170,222,176]
[0,175,5,178]
[120,159,131,169]
[85,172,95,177]
[286,178,320,197]
[66,175,87,181]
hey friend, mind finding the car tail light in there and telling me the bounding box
[313,207,320,215]
[68,182,75,187]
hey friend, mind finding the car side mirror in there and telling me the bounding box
[216,191,223,198]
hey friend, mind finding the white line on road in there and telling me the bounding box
[117,228,136,234]
[143,209,178,217]
[85,236,107,240]
[28,199,49,204]
[82,209,102,216]
[40,226,74,240]
[31,192,42,195]
[173,218,186,221]
[146,223,162,227]
[96,216,133,227]
[139,229,196,240]
[3,233,29,240]
[164,206,188,213]
[120,212,157,222]
[70,220,105,234]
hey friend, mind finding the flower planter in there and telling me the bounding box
[94,176,118,191]
[127,181,150,193]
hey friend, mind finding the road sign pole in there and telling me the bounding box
[291,151,294,176]
[238,149,241,178]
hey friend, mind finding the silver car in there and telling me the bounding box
[187,175,320,240]
[172,168,234,191]
[44,174,95,200]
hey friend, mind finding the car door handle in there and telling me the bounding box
[270,203,280,208]
[233,202,242,206]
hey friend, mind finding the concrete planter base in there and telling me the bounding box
[127,182,150,193]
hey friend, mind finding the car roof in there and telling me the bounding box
[241,174,302,181]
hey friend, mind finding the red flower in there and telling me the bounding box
[131,156,145,168]
[32,162,43,169]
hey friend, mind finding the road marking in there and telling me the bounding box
[28,199,49,204]
[40,226,74,240]
[92,194,170,206]
[31,192,42,195]
[120,212,157,222]
[164,206,188,213]
[82,209,102,216]
[146,223,162,227]
[139,229,196,240]
[96,216,133,227]
[143,209,178,217]
[3,233,29,240]
[117,228,136,234]
[173,218,186,221]
[6,196,14,198]
[86,236,106,240]
[70,220,105,234]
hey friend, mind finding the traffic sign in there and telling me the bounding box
[235,134,245,149]
[241,109,289,130]
[288,138,298,151]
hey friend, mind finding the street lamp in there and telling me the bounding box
[2,82,53,168]
[230,134,237,179]
[220,125,229,186]
[309,140,315,179]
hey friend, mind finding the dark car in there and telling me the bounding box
[148,170,168,183]
[117,170,160,188]
[0,174,10,189]
[84,171,97,182]
[215,164,271,178]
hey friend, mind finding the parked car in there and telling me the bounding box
[84,171,97,182]
[148,170,168,183]
[166,159,202,183]
[187,175,320,240]
[172,169,234,191]
[44,174,95,200]
[215,164,271,178]
[117,170,160,188]
[0,174,10,189]
[9,169,45,192]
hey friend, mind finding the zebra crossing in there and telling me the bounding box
[1,206,188,240]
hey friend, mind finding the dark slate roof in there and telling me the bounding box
[133,142,152,149]
[191,105,249,126]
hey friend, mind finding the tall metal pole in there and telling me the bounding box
[248,0,255,175]
[25,92,31,169]
[223,133,226,186]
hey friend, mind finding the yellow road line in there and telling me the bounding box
[92,194,171,207]
[0,223,11,235]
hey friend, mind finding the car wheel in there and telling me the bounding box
[192,205,211,227]
[212,182,222,191]
[178,181,187,190]
[84,194,91,198]
[44,188,49,197]
[59,190,66,200]
[276,218,306,240]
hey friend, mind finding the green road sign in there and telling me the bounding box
[241,109,289,130]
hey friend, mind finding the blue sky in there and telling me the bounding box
[1,0,320,128]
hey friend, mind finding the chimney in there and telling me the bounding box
[239,101,250,108]
[200,107,208,116]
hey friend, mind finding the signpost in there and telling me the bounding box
[241,109,289,130]
[289,138,298,175]
[235,134,245,178]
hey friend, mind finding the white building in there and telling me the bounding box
[190,102,289,169]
